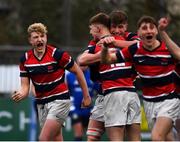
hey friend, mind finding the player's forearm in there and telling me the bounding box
[78,52,101,66]
[69,63,90,98]
[160,31,180,60]
[20,84,30,97]
[114,40,138,48]
[76,68,90,98]
[20,77,30,97]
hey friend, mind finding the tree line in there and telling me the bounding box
[0,0,179,49]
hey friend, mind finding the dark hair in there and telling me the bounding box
[137,15,158,28]
[109,10,128,25]
[89,12,110,28]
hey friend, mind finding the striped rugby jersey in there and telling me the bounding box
[124,32,140,41]
[175,62,180,93]
[87,36,137,95]
[116,41,177,101]
[19,45,74,104]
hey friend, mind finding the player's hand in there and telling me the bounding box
[11,91,24,102]
[102,36,115,44]
[81,95,92,108]
[97,36,115,47]
[158,17,170,31]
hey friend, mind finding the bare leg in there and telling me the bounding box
[72,122,84,140]
[39,119,62,141]
[126,123,141,141]
[151,117,173,141]
[166,130,174,141]
[106,126,125,141]
[54,129,63,141]
[175,118,180,140]
[87,119,104,141]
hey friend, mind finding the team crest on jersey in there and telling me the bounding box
[47,65,54,72]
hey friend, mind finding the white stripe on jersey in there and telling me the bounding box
[134,54,172,58]
[174,70,180,78]
[24,61,57,67]
[25,52,28,60]
[33,75,63,85]
[20,70,27,73]
[88,45,94,48]
[120,50,125,60]
[138,70,173,78]
[100,66,131,74]
[64,56,72,68]
[52,48,56,57]
[103,86,135,91]
[143,90,175,99]
[35,90,69,99]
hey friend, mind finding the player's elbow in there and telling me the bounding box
[77,56,86,66]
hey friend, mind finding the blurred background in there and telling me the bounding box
[0,0,180,141]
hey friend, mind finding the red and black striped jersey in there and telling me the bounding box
[124,32,140,41]
[175,62,180,93]
[116,41,176,101]
[19,45,74,104]
[88,36,136,95]
[86,39,101,83]
[88,39,97,48]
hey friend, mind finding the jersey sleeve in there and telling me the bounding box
[126,32,140,41]
[53,49,74,69]
[116,49,126,62]
[87,39,97,52]
[88,45,96,53]
[19,53,28,77]
[85,41,101,82]
[116,44,136,62]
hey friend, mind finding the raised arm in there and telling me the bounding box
[158,17,180,60]
[113,39,138,48]
[98,36,138,49]
[68,62,91,107]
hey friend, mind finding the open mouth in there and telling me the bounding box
[146,35,153,40]
[37,43,43,47]
[112,32,121,36]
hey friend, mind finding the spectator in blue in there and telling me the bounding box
[66,68,95,141]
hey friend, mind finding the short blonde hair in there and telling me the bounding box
[27,23,48,36]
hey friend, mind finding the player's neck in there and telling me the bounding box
[143,40,160,51]
[100,28,111,39]
[34,49,46,60]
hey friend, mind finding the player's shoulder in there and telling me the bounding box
[19,49,33,63]
[127,41,140,56]
[125,31,140,41]
[88,39,97,47]
[48,44,65,60]
[47,44,64,53]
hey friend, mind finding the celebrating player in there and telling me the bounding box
[12,23,91,141]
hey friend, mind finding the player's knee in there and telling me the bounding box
[151,131,164,141]
[87,128,104,141]
[39,135,49,141]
